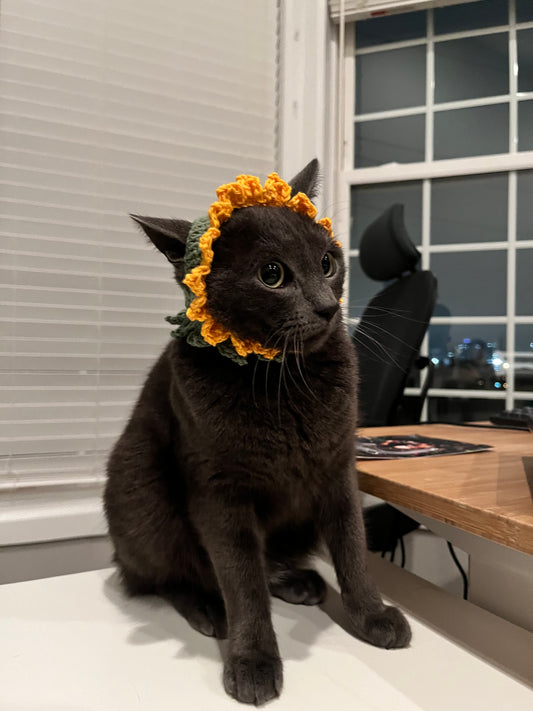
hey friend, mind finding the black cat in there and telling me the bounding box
[104,159,411,706]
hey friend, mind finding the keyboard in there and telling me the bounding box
[489,407,533,431]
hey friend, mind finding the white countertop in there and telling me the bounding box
[1,556,532,711]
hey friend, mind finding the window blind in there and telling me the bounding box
[0,0,277,495]
[328,0,479,22]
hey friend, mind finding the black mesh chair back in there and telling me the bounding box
[353,204,438,426]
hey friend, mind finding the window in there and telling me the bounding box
[344,0,533,421]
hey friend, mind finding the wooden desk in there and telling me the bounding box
[356,423,533,630]
[357,423,533,554]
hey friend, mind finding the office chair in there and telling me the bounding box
[354,203,438,562]
[353,203,438,427]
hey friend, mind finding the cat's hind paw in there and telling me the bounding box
[165,588,227,639]
[269,569,326,606]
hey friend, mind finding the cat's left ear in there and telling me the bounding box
[130,214,191,265]
[289,158,320,201]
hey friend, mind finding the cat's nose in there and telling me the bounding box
[315,300,339,322]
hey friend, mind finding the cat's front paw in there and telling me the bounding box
[349,605,412,649]
[223,652,283,705]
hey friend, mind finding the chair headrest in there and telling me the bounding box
[359,204,421,281]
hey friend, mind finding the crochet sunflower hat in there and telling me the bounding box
[131,159,339,365]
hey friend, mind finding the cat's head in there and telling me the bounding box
[132,159,344,357]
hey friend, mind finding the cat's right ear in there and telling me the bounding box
[130,214,191,266]
[289,158,320,201]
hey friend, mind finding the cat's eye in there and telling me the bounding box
[258,262,285,288]
[321,252,336,277]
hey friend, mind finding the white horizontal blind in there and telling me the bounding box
[0,0,277,494]
[329,0,479,22]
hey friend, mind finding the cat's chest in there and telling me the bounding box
[212,367,355,472]
[172,339,357,472]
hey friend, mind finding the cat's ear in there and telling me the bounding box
[130,214,190,265]
[289,158,320,201]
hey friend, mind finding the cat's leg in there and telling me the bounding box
[191,485,282,706]
[319,466,411,649]
[163,583,227,639]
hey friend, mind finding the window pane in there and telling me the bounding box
[350,182,422,249]
[434,0,508,35]
[518,101,533,152]
[431,173,508,245]
[515,325,533,392]
[517,0,533,23]
[517,29,533,93]
[434,34,508,103]
[348,256,381,320]
[355,11,427,49]
[356,45,426,114]
[517,170,533,241]
[429,323,507,390]
[434,104,509,160]
[355,114,425,167]
[430,250,507,316]
[428,397,506,423]
[516,248,533,316]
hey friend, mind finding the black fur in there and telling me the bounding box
[104,160,411,706]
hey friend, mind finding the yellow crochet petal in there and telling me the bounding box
[263,173,292,206]
[287,192,317,220]
[236,175,266,205]
[316,216,333,236]
[208,203,232,227]
[201,317,231,346]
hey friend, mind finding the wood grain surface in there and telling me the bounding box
[356,424,533,555]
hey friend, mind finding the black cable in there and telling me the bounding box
[389,539,397,564]
[447,541,468,600]
[399,536,406,568]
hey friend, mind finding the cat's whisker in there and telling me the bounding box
[346,304,428,324]
[251,357,260,409]
[277,334,288,425]
[260,328,286,411]
[282,332,314,406]
[293,327,320,403]
[353,317,422,354]
[280,338,302,416]
[351,326,406,372]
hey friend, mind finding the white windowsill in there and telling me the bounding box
[0,487,107,547]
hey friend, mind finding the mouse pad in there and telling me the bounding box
[356,434,492,460]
